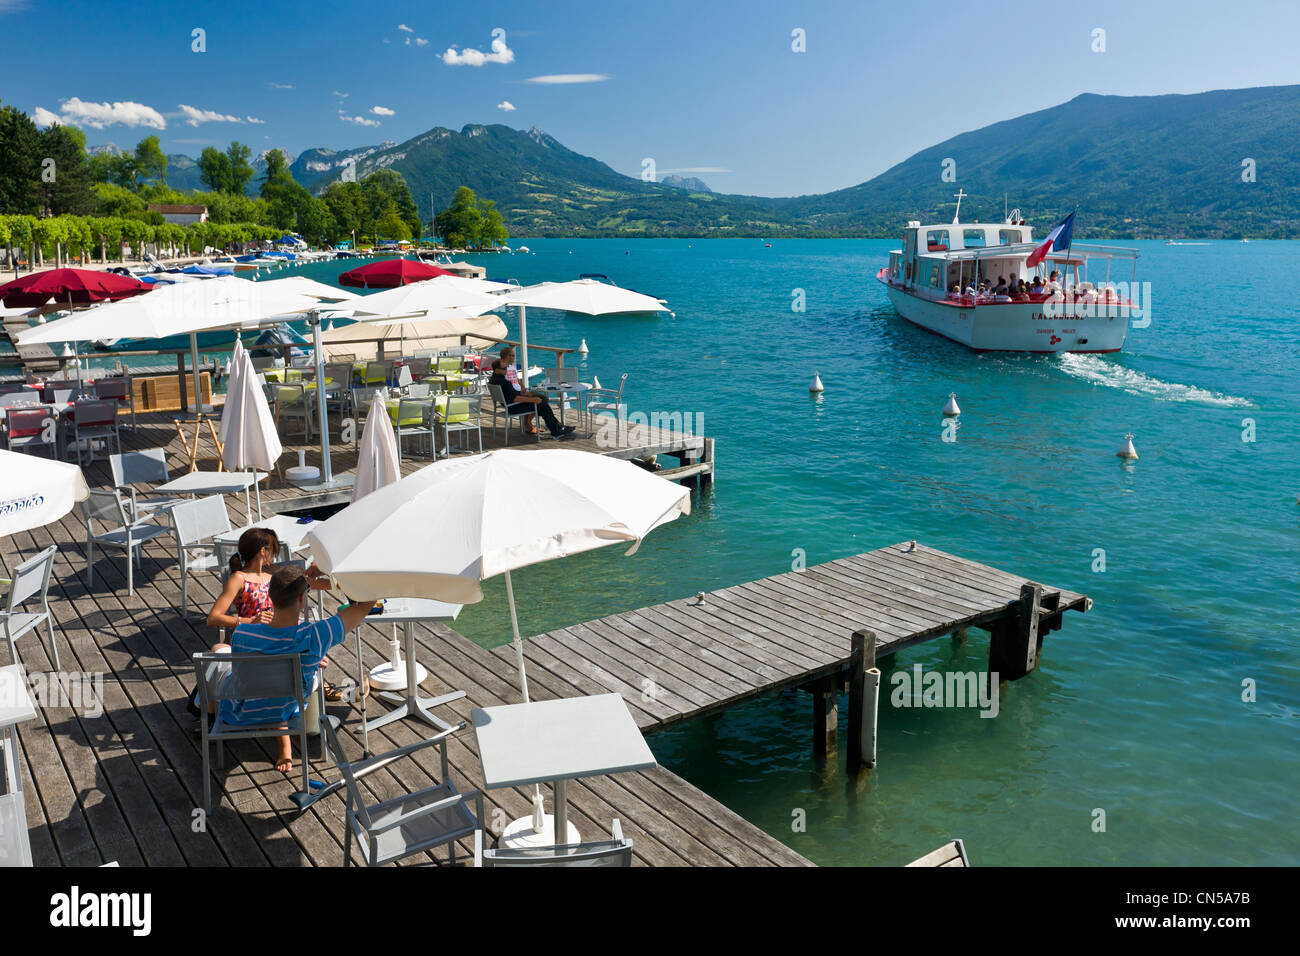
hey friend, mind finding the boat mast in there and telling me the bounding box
[952,189,966,225]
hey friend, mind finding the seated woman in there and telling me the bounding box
[207,527,279,631]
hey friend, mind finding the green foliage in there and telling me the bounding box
[0,102,42,215]
[432,185,509,247]
[134,135,167,187]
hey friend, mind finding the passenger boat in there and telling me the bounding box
[876,193,1140,353]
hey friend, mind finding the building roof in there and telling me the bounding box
[146,204,208,214]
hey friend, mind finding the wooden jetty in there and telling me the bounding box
[1,405,1087,867]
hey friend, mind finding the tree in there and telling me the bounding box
[37,123,94,216]
[199,146,231,192]
[435,186,483,248]
[362,169,420,238]
[226,142,254,195]
[134,135,167,187]
[0,102,42,214]
[321,180,365,242]
[478,198,508,246]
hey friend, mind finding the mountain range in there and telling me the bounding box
[156,84,1300,238]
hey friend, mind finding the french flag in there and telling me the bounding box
[1026,211,1076,268]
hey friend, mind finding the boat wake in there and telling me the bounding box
[1056,354,1254,408]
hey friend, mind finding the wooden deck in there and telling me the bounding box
[2,408,815,867]
[491,542,1090,734]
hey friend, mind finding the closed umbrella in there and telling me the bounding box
[217,337,247,447]
[502,279,669,391]
[0,449,90,537]
[351,387,400,502]
[219,340,282,472]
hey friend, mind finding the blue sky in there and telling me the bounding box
[4,0,1299,197]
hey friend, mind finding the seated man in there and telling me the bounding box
[488,359,574,439]
[204,565,376,774]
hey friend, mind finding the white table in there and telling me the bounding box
[472,693,657,848]
[359,598,465,737]
[535,382,592,429]
[213,512,317,555]
[156,470,267,521]
[0,665,38,866]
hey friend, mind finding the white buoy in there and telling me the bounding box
[591,375,602,390]
[943,392,961,416]
[577,338,588,356]
[809,371,824,393]
[1117,433,1139,460]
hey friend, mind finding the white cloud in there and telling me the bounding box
[415,37,428,46]
[332,91,349,98]
[497,100,516,112]
[246,116,266,124]
[404,37,410,46]
[442,32,514,66]
[32,106,62,127]
[397,23,413,32]
[178,104,243,126]
[370,105,395,116]
[525,73,609,85]
[339,113,381,127]
[36,97,167,130]
[268,82,293,90]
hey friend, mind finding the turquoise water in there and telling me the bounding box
[298,240,1298,865]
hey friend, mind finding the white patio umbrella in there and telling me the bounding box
[346,275,506,320]
[351,387,400,502]
[16,276,340,414]
[0,449,89,537]
[217,336,247,447]
[322,312,508,363]
[304,447,690,835]
[502,279,669,390]
[219,339,282,472]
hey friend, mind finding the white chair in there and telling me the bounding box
[393,399,437,461]
[486,383,537,445]
[93,377,135,432]
[82,489,174,596]
[545,367,581,422]
[0,545,60,669]
[322,720,484,867]
[2,407,57,458]
[171,496,232,615]
[269,383,314,441]
[474,819,633,867]
[436,394,483,457]
[110,448,186,521]
[585,373,628,433]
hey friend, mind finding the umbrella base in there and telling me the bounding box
[292,473,355,493]
[369,659,427,692]
[500,815,581,849]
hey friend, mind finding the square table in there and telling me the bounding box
[156,470,268,522]
[472,693,657,848]
[213,512,318,556]
[535,382,592,430]
[0,665,38,867]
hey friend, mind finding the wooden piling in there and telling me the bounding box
[812,678,838,756]
[988,581,1042,682]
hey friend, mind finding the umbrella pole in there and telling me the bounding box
[505,569,547,831]
[518,304,530,391]
[190,332,202,414]
[311,310,334,484]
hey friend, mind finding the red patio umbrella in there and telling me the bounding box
[0,268,152,309]
[338,259,453,289]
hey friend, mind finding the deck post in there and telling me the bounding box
[176,351,187,411]
[847,630,879,771]
[701,437,715,488]
[812,678,838,756]
[989,582,1042,681]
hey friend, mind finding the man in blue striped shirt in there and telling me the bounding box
[210,565,375,774]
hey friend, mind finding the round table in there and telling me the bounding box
[535,382,592,429]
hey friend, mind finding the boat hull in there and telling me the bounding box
[881,282,1127,353]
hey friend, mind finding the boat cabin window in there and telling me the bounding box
[998,228,1022,245]
[926,229,950,252]
[929,264,942,288]
[962,229,986,248]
